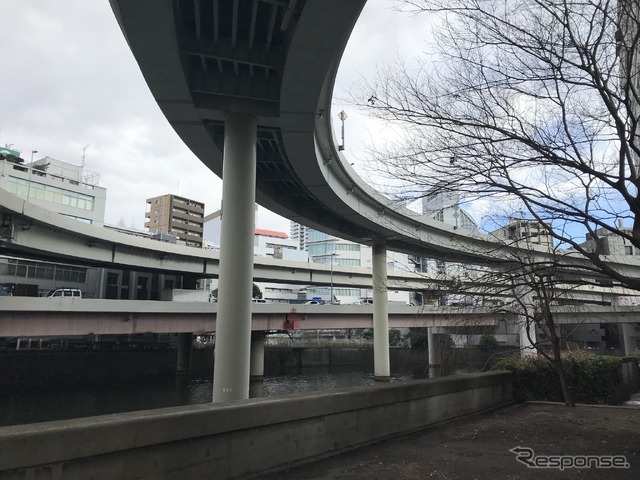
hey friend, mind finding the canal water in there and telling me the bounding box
[0,365,428,427]
[0,346,499,427]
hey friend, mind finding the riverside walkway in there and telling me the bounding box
[263,402,640,480]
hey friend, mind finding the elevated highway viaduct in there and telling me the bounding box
[0,191,636,303]
[0,299,502,337]
[2,298,638,346]
[3,0,640,399]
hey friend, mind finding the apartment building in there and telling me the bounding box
[290,221,308,251]
[145,194,205,248]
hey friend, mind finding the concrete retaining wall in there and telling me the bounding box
[0,371,512,479]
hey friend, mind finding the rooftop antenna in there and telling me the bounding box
[81,145,90,168]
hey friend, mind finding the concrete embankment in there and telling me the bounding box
[0,346,503,387]
[0,371,514,479]
[0,347,431,387]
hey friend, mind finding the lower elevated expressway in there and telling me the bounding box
[0,190,636,301]
[2,298,638,337]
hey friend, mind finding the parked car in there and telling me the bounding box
[355,297,373,305]
[46,288,83,299]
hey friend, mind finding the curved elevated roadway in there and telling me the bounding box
[104,0,539,265]
[1,2,638,279]
[102,0,640,282]
[105,2,640,400]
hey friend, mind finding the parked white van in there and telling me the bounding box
[46,288,83,299]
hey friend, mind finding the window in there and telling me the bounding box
[61,214,92,224]
[6,177,95,211]
[308,244,327,256]
[308,230,331,242]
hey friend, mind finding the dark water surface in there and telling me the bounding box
[0,365,429,427]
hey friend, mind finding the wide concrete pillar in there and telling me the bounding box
[176,333,193,374]
[519,320,538,356]
[516,286,537,357]
[213,113,257,402]
[250,332,267,381]
[622,323,637,355]
[372,243,390,381]
[427,328,441,377]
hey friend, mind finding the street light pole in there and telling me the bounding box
[330,252,334,304]
[337,110,347,151]
[328,247,339,304]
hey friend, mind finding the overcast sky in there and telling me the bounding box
[0,1,426,234]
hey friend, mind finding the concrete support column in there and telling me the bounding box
[372,243,390,381]
[622,323,637,356]
[516,286,537,357]
[427,328,441,377]
[519,320,538,356]
[213,112,257,403]
[250,332,267,381]
[176,333,193,374]
[97,268,107,299]
[128,272,138,300]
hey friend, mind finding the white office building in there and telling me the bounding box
[0,151,106,226]
[302,227,412,305]
[422,191,477,232]
[253,229,308,303]
[0,149,108,296]
[254,228,307,262]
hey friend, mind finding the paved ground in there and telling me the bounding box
[261,400,640,480]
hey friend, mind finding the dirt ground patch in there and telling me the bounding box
[261,402,640,479]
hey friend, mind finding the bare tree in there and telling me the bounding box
[417,235,605,407]
[360,0,640,289]
[494,245,581,407]
[355,0,640,405]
